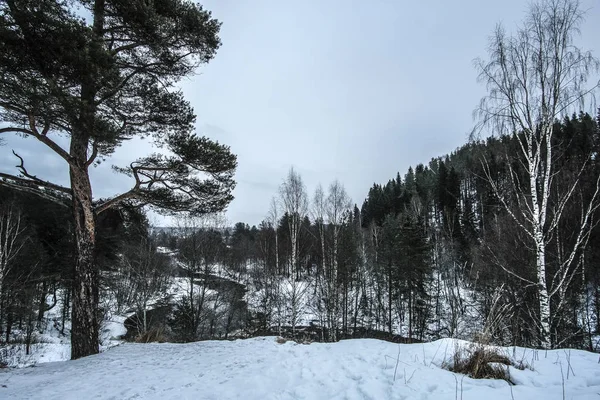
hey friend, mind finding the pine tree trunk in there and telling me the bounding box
[69,110,99,359]
[70,163,100,359]
[70,0,105,360]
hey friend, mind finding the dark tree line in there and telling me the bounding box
[154,111,598,349]
[355,111,600,349]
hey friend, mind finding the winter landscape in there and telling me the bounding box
[1,0,600,399]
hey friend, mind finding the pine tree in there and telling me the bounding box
[0,0,237,358]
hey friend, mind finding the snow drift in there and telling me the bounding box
[2,337,600,399]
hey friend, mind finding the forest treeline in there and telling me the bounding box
[1,111,598,352]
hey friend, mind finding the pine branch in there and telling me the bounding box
[0,176,71,208]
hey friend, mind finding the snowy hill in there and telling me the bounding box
[2,337,600,400]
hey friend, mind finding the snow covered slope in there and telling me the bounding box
[1,337,599,399]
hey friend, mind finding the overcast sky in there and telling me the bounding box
[2,0,600,226]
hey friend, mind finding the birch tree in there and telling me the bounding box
[312,184,328,337]
[279,167,308,336]
[279,168,308,277]
[324,180,351,341]
[475,0,600,347]
[313,184,327,279]
[267,197,280,275]
[266,198,283,334]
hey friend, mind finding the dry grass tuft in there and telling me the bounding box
[452,346,511,380]
[275,336,287,344]
[135,326,167,343]
[444,342,517,383]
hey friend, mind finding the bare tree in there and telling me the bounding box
[265,199,284,335]
[126,239,171,337]
[313,184,327,279]
[252,221,277,333]
[279,167,308,336]
[324,180,351,341]
[0,202,26,308]
[279,168,308,276]
[175,214,225,340]
[352,207,369,334]
[475,0,600,347]
[281,275,310,338]
[311,184,329,339]
[326,181,351,284]
[267,197,281,275]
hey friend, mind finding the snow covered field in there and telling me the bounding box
[2,337,600,400]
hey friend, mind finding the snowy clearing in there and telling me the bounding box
[2,337,600,399]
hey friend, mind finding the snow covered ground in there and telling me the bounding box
[2,337,600,399]
[1,293,127,368]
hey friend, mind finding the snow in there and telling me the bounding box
[2,337,600,399]
[1,292,127,368]
[101,315,128,342]
[1,319,125,368]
